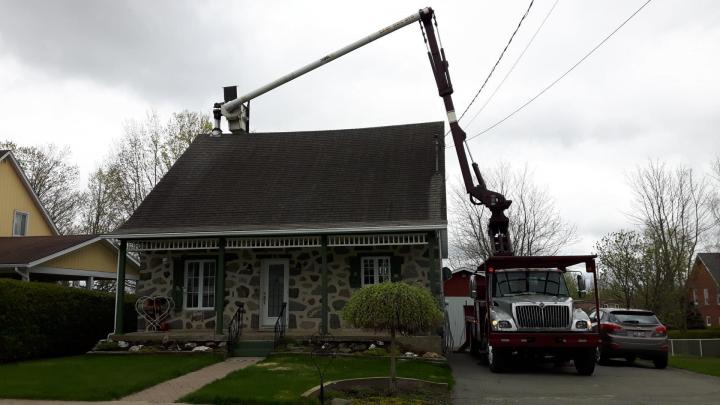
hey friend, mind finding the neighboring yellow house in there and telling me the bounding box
[0,149,138,283]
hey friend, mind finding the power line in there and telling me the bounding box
[463,0,560,132]
[451,0,535,132]
[452,0,653,148]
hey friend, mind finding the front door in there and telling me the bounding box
[261,259,288,327]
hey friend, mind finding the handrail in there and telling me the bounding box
[228,303,245,352]
[273,302,287,349]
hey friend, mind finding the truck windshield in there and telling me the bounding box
[493,271,569,297]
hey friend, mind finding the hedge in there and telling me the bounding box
[669,327,720,340]
[0,279,135,363]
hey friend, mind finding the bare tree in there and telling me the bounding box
[707,157,720,251]
[450,163,577,268]
[77,167,125,234]
[0,141,82,234]
[629,160,712,328]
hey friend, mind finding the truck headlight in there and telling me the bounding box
[575,320,589,329]
[492,319,513,329]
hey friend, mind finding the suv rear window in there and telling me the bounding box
[610,311,659,325]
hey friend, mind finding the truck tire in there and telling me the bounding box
[487,345,506,373]
[596,347,610,366]
[574,349,596,376]
[653,353,668,369]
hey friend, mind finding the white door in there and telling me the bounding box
[261,259,289,327]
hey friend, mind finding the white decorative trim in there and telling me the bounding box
[128,239,219,252]
[31,266,139,280]
[328,233,427,246]
[227,236,321,249]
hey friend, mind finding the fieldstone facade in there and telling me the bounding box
[135,240,442,334]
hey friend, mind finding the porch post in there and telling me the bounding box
[114,239,127,334]
[321,235,329,335]
[215,237,226,335]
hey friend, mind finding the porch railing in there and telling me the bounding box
[273,302,287,349]
[228,303,245,352]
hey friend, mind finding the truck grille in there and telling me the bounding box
[515,305,570,329]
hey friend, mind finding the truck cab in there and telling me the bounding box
[467,255,600,375]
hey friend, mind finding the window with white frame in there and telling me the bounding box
[704,288,709,305]
[706,316,711,327]
[361,256,391,286]
[12,211,28,236]
[184,260,216,309]
[692,289,698,304]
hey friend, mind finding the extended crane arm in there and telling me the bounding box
[212,7,513,256]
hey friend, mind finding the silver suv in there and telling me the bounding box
[590,308,668,369]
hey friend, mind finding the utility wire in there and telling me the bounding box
[463,0,560,132]
[449,0,535,135]
[450,0,653,149]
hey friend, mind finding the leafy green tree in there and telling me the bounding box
[343,282,442,392]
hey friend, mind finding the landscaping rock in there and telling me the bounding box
[129,345,144,352]
[422,351,442,359]
[192,345,212,352]
[184,342,197,350]
[218,342,227,348]
[404,351,418,358]
[205,341,217,348]
[118,341,129,348]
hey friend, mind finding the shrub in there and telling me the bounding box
[0,279,135,362]
[343,282,443,392]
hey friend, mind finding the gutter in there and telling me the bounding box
[104,223,448,240]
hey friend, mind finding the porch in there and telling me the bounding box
[111,232,445,354]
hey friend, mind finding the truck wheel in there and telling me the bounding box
[488,345,506,373]
[574,349,596,376]
[625,355,636,364]
[653,353,668,369]
[596,347,610,366]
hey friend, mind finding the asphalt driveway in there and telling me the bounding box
[450,353,720,404]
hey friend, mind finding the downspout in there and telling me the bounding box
[320,235,329,335]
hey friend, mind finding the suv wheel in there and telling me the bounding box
[653,353,668,369]
[487,345,506,373]
[575,349,596,375]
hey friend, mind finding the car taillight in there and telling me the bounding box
[600,322,626,335]
[652,325,667,337]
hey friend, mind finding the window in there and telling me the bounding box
[692,289,698,304]
[704,289,709,305]
[361,256,391,286]
[184,260,216,309]
[12,211,28,236]
[706,316,711,327]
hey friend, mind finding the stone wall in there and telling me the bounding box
[135,240,441,334]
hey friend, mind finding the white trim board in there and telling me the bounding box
[31,266,138,280]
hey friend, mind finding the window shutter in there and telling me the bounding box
[349,256,361,288]
[172,257,184,309]
[390,256,404,282]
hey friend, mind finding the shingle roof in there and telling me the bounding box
[115,122,447,236]
[0,235,98,266]
[697,253,720,285]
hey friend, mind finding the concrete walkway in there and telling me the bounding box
[121,357,262,403]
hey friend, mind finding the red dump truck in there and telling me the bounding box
[466,255,601,375]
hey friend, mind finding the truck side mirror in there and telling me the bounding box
[469,275,477,299]
[576,275,587,297]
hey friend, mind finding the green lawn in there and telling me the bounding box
[0,354,222,401]
[182,354,453,405]
[670,355,720,377]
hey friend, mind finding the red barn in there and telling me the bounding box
[444,269,473,297]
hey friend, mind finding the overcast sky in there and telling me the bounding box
[1,0,718,255]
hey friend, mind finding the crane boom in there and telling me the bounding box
[212,7,513,256]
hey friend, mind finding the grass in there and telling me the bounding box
[182,354,454,404]
[670,355,720,377]
[0,354,222,401]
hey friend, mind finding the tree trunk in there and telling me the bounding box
[389,328,397,394]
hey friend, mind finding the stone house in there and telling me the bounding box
[109,122,447,342]
[687,253,720,327]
